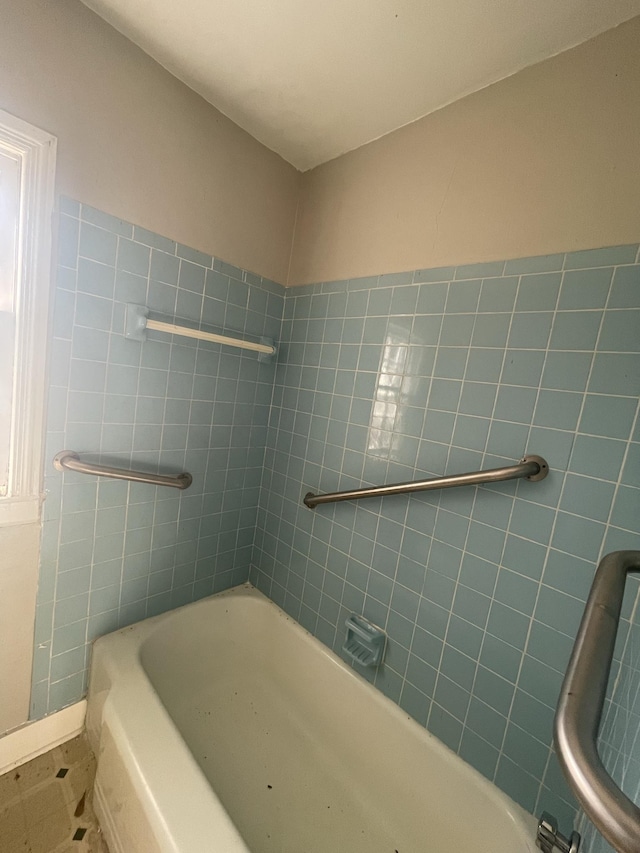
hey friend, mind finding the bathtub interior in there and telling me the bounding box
[129,585,537,853]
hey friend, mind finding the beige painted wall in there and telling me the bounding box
[1,0,300,285]
[290,16,640,285]
[0,524,41,734]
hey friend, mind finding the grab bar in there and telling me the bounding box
[124,303,276,358]
[303,454,548,508]
[555,550,640,853]
[53,450,192,490]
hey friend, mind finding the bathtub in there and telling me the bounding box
[86,584,537,852]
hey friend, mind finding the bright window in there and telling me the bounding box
[0,148,20,495]
[0,110,56,525]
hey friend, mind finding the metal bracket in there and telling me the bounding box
[537,812,581,853]
[523,454,549,481]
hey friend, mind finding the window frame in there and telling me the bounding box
[0,109,56,526]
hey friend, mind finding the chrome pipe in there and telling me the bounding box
[53,450,192,490]
[537,812,581,853]
[303,454,548,508]
[555,550,640,853]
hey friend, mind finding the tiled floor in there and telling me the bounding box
[0,734,109,852]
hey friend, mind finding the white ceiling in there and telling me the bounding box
[80,0,640,171]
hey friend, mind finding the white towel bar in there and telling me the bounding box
[124,303,276,357]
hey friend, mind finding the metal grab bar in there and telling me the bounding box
[53,450,192,490]
[303,454,548,508]
[555,550,640,853]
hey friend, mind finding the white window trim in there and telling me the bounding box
[0,109,57,526]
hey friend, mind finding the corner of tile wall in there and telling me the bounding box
[36,200,640,845]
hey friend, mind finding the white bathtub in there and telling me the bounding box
[86,584,537,852]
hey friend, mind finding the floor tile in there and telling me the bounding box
[0,734,108,853]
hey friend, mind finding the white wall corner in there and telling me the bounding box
[0,700,86,776]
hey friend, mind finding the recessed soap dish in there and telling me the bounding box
[342,614,386,667]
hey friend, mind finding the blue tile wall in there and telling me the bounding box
[32,198,285,718]
[251,243,640,827]
[32,206,640,836]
